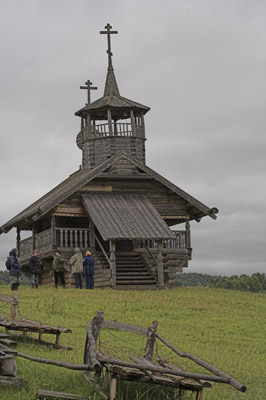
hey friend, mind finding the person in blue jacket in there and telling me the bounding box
[83,251,95,290]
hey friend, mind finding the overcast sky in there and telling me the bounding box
[0,0,265,276]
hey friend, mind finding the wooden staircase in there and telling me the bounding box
[115,252,157,290]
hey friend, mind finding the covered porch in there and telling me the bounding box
[17,193,192,288]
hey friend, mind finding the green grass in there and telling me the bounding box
[0,286,264,399]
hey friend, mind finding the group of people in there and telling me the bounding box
[53,248,95,290]
[6,247,95,290]
[69,248,95,290]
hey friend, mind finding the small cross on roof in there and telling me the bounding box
[80,80,98,105]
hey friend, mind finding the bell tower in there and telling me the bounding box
[75,23,150,170]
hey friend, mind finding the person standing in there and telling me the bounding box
[29,250,42,288]
[52,250,65,288]
[70,248,83,289]
[83,250,95,290]
[9,248,22,291]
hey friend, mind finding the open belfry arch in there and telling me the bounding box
[0,24,218,289]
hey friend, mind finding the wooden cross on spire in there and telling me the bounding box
[100,23,118,68]
[80,80,97,105]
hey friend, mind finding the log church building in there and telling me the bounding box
[0,24,218,289]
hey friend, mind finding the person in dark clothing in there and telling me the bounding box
[52,250,65,288]
[29,250,42,288]
[9,248,22,291]
[83,251,95,290]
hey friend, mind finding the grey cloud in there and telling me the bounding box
[0,0,265,276]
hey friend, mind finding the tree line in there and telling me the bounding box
[1,269,265,292]
[174,272,266,293]
[0,271,30,285]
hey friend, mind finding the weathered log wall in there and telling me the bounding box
[82,136,145,170]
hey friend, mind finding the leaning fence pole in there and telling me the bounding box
[155,333,246,392]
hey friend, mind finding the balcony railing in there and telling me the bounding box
[134,231,188,250]
[19,228,91,260]
[56,228,90,249]
[80,122,144,140]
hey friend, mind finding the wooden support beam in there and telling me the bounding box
[16,228,21,256]
[185,219,191,249]
[157,239,164,287]
[107,109,113,135]
[86,114,91,139]
[110,240,116,287]
[32,222,36,250]
[130,110,136,136]
[51,213,56,250]
[89,219,95,249]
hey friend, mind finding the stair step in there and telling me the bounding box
[116,272,151,276]
[96,251,157,288]
[116,280,157,285]
[116,275,155,282]
[114,285,157,290]
[116,266,147,270]
[116,252,138,256]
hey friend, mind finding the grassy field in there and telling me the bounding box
[0,285,264,399]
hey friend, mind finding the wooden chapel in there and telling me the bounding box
[0,24,218,289]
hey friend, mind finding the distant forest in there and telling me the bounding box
[0,271,30,285]
[1,270,265,293]
[174,272,266,293]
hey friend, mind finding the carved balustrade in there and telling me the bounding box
[80,122,144,140]
[56,228,90,249]
[134,231,187,250]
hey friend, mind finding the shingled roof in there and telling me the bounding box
[0,151,218,234]
[82,193,175,240]
[75,94,150,119]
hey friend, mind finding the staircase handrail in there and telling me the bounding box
[95,234,111,266]
[144,245,158,265]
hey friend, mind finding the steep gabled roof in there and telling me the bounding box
[0,151,218,234]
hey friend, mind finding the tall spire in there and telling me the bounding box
[100,23,120,97]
